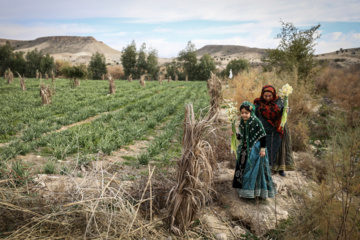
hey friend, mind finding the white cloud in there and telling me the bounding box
[1,0,360,24]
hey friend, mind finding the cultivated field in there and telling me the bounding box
[0,78,209,167]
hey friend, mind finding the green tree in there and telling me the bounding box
[166,60,180,79]
[178,41,198,80]
[25,49,43,77]
[121,40,137,79]
[146,48,159,80]
[88,52,107,80]
[224,58,249,77]
[266,21,321,82]
[197,54,216,80]
[136,43,147,78]
[40,53,56,76]
[12,51,26,75]
[0,41,14,75]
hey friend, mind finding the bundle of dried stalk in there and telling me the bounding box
[0,168,168,239]
[107,73,116,94]
[6,68,14,84]
[45,72,49,80]
[140,75,146,87]
[128,74,133,82]
[40,83,52,104]
[207,72,223,120]
[17,72,26,91]
[50,70,55,82]
[159,75,163,84]
[36,69,40,79]
[168,76,172,83]
[175,74,178,81]
[167,104,217,236]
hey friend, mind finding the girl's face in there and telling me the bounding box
[263,92,273,102]
[241,108,251,121]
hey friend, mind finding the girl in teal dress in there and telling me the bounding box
[232,101,275,199]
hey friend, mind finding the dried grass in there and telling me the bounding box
[45,72,49,81]
[207,72,223,121]
[50,70,55,82]
[140,75,146,87]
[159,75,163,84]
[17,72,26,91]
[107,65,124,80]
[128,74,133,82]
[167,104,217,235]
[175,74,178,81]
[36,69,40,79]
[0,169,168,239]
[168,76,172,83]
[6,68,14,84]
[40,83,52,104]
[107,73,116,94]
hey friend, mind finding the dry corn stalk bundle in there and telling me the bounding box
[101,74,105,80]
[6,68,14,84]
[175,74,178,81]
[17,72,26,91]
[0,170,168,239]
[167,104,216,236]
[4,69,9,79]
[207,72,223,120]
[71,78,81,88]
[50,70,55,82]
[36,69,40,79]
[140,75,146,87]
[39,72,42,80]
[40,83,52,104]
[168,76,172,83]
[185,74,189,81]
[128,74,133,82]
[159,75,163,84]
[107,73,116,94]
[45,72,49,80]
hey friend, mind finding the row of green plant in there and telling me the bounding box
[0,82,206,162]
[134,86,210,165]
[0,78,183,141]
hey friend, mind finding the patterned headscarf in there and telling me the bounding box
[254,85,283,137]
[239,101,266,158]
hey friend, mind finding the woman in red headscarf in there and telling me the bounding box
[254,85,295,176]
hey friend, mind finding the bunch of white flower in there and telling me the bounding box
[278,83,293,98]
[226,102,238,123]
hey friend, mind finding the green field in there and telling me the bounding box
[0,78,210,164]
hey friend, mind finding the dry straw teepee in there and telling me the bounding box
[6,68,14,84]
[168,76,172,83]
[140,74,146,87]
[175,74,178,81]
[159,74,163,84]
[40,82,52,104]
[17,72,26,91]
[128,74,133,82]
[207,72,223,121]
[50,70,56,82]
[167,104,217,236]
[107,73,116,94]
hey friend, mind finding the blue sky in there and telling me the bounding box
[0,0,359,58]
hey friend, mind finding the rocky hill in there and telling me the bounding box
[0,36,123,65]
[196,45,268,68]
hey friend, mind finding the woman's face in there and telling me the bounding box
[241,108,251,121]
[263,91,273,102]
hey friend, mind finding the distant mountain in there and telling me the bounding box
[196,45,268,65]
[0,36,123,65]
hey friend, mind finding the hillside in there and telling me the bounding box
[196,45,267,67]
[0,36,123,65]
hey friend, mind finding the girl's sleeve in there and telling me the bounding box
[260,135,266,151]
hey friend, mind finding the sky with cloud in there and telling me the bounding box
[0,0,359,58]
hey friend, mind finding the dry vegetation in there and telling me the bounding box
[40,83,52,104]
[167,104,216,236]
[17,72,26,91]
[107,65,124,80]
[107,73,116,94]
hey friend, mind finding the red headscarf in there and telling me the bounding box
[254,85,283,138]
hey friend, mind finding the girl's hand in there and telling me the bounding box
[260,150,266,157]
